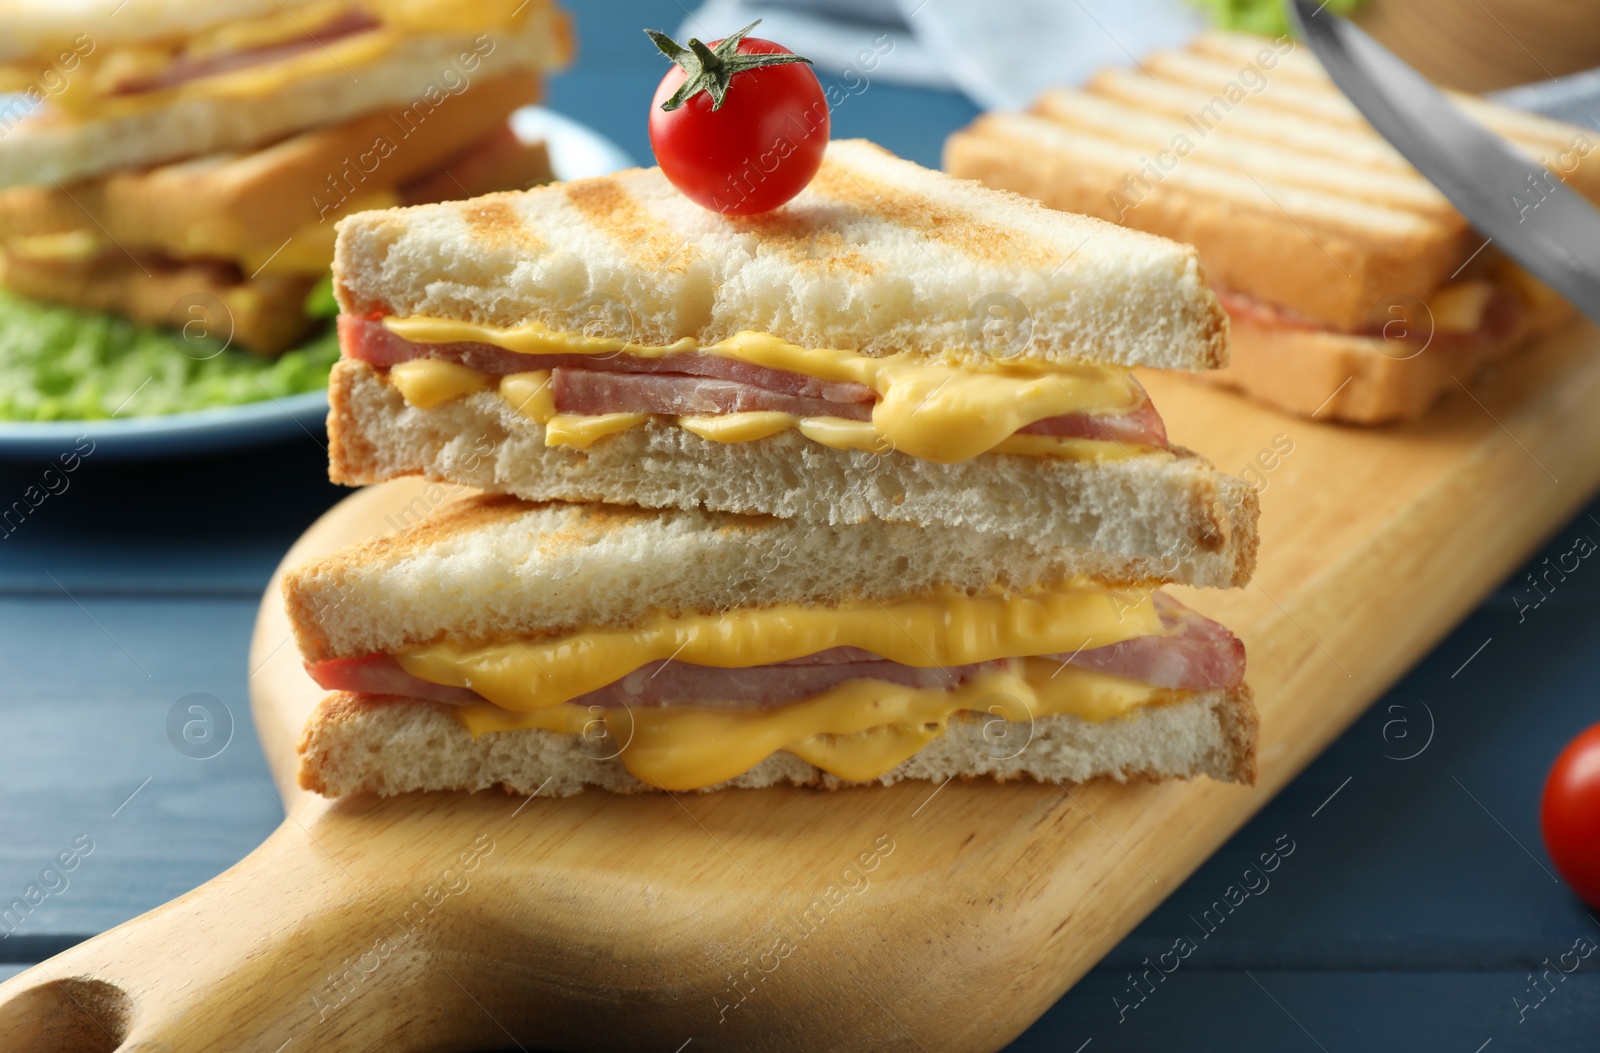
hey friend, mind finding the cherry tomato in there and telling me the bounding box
[1541,721,1600,907]
[647,28,829,215]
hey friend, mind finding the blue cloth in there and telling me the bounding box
[676,0,1204,107]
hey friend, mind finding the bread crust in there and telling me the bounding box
[1201,297,1575,423]
[331,139,1230,371]
[945,114,1472,333]
[296,686,1258,797]
[0,71,543,255]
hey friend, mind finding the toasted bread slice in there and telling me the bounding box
[283,491,1256,666]
[946,110,1475,335]
[296,685,1257,796]
[333,138,1230,371]
[1200,291,1573,423]
[0,71,543,258]
[0,248,318,354]
[0,5,571,187]
[944,32,1600,333]
[321,362,1259,594]
[1186,30,1600,165]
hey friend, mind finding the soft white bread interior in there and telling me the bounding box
[284,489,1253,664]
[0,8,572,187]
[296,687,1258,796]
[322,361,1259,600]
[333,138,1230,371]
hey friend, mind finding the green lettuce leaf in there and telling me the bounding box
[1189,0,1365,37]
[0,289,339,422]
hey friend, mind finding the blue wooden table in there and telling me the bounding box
[2,3,1597,1048]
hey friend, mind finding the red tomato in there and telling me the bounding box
[648,33,829,215]
[1541,722,1600,907]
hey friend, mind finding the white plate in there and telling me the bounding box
[0,107,634,460]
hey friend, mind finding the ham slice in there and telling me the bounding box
[1215,285,1521,348]
[1068,593,1245,691]
[338,316,1169,446]
[305,593,1243,710]
[110,11,382,96]
[552,368,873,420]
[340,317,873,400]
[1015,397,1167,444]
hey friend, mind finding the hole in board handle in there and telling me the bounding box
[0,976,133,1053]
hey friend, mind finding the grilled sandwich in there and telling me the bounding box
[945,30,1600,423]
[326,138,1258,582]
[0,0,572,186]
[287,497,1256,796]
[289,136,1261,797]
[0,71,552,353]
[0,1,567,355]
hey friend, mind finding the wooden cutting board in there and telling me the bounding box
[4,319,1600,1053]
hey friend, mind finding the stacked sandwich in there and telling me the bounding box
[283,140,1261,796]
[946,31,1600,423]
[0,0,572,354]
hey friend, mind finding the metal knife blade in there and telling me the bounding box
[1288,0,1600,324]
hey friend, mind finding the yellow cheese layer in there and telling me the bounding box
[395,582,1165,714]
[9,194,390,277]
[391,359,493,407]
[454,662,1171,789]
[240,192,399,276]
[33,0,532,120]
[381,318,1150,463]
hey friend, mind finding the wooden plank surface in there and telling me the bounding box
[2,583,1596,1052]
[2,314,1597,1052]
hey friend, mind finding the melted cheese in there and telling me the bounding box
[396,582,1165,713]
[4,230,104,261]
[240,192,398,276]
[404,583,1174,788]
[390,359,492,407]
[679,411,797,443]
[41,0,532,119]
[11,189,387,276]
[380,319,1151,463]
[1425,280,1495,333]
[454,662,1170,789]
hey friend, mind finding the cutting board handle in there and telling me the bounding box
[0,815,503,1053]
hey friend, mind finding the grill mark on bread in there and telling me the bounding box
[460,196,544,254]
[732,217,877,276]
[1063,36,1600,232]
[1026,92,1454,220]
[980,112,1454,236]
[808,159,1058,267]
[564,176,697,272]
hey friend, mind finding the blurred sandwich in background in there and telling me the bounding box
[0,0,572,355]
[946,31,1600,423]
